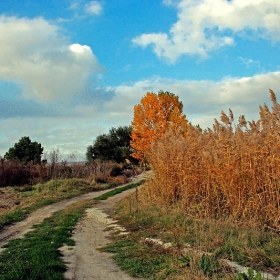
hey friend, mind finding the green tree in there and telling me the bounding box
[4,136,44,165]
[86,126,134,163]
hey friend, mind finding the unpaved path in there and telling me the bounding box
[0,190,113,251]
[0,171,151,279]
[61,187,141,280]
[61,172,151,280]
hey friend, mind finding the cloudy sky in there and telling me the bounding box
[0,0,280,160]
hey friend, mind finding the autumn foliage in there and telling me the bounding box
[130,91,188,161]
[143,89,280,231]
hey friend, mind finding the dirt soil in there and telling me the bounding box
[0,171,151,279]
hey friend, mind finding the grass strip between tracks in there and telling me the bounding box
[0,180,144,280]
[94,180,145,201]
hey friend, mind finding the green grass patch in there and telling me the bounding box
[94,180,145,201]
[0,178,109,231]
[104,238,182,279]
[0,178,146,280]
[0,209,28,229]
[0,200,93,280]
[103,233,235,280]
[102,194,280,279]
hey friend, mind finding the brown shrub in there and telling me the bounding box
[0,157,127,188]
[0,160,32,186]
[145,90,280,231]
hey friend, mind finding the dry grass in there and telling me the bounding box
[0,157,127,187]
[112,188,280,278]
[145,89,280,231]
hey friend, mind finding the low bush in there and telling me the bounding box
[0,158,134,188]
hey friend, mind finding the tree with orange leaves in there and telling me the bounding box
[130,91,188,161]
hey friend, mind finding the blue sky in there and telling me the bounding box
[1,0,280,160]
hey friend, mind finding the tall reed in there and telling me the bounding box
[145,90,280,231]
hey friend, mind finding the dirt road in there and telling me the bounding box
[0,171,151,279]
[61,187,140,280]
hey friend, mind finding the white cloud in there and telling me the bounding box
[1,71,280,157]
[69,2,80,11]
[0,116,105,158]
[84,1,103,16]
[238,57,261,69]
[163,0,174,6]
[108,71,280,129]
[133,0,280,62]
[0,16,102,102]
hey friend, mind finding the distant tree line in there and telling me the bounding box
[86,126,136,164]
[4,136,43,165]
[2,91,185,167]
[0,91,188,186]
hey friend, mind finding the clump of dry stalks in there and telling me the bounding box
[145,89,280,231]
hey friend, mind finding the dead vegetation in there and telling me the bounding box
[0,159,141,220]
[145,89,280,231]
